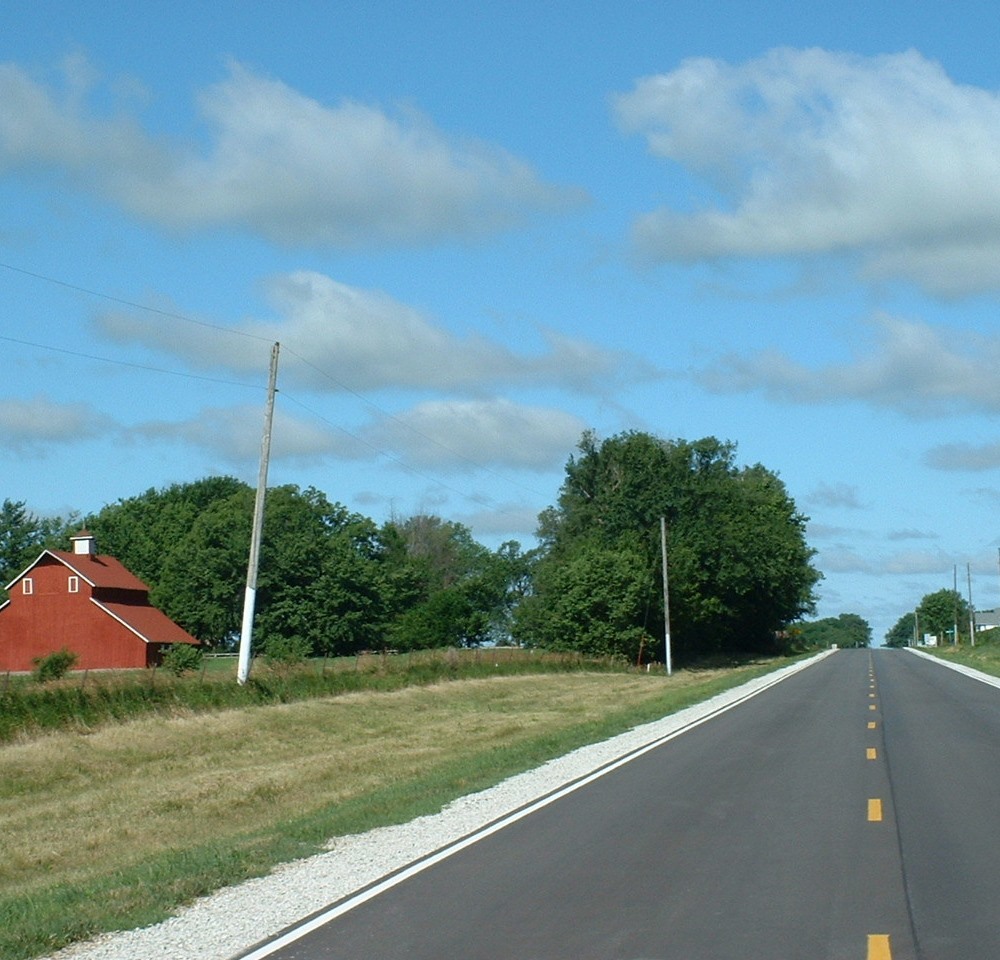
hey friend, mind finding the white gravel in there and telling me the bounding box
[44,653,830,960]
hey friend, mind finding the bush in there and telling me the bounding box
[262,635,311,667]
[162,643,203,676]
[31,648,79,683]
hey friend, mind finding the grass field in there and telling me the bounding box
[0,656,787,960]
[916,627,1000,674]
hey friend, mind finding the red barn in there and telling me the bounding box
[0,531,199,672]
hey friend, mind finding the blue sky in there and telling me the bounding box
[4,1,1000,643]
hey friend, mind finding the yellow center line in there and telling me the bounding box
[867,747,877,760]
[868,798,883,822]
[867,933,892,959]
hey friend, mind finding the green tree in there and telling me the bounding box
[0,499,77,601]
[86,477,249,586]
[916,588,970,644]
[800,613,872,648]
[383,516,524,649]
[517,431,821,662]
[152,486,253,646]
[515,539,652,661]
[885,612,915,648]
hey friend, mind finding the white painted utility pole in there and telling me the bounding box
[660,516,672,676]
[967,562,976,648]
[237,341,280,685]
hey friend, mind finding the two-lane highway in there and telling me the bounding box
[238,650,1000,959]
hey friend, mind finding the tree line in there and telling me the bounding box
[1,430,824,664]
[884,589,980,647]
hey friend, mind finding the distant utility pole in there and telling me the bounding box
[660,516,672,676]
[237,341,280,685]
[953,565,959,645]
[968,562,976,648]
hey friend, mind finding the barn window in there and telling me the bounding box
[22,578,33,595]
[68,576,79,594]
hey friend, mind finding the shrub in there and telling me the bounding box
[262,635,311,667]
[31,648,79,683]
[162,643,203,676]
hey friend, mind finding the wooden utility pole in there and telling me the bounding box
[968,562,976,648]
[237,342,279,685]
[953,565,959,645]
[661,516,672,676]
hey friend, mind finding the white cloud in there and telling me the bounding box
[133,405,369,465]
[457,502,542,540]
[0,59,581,246]
[887,528,940,541]
[0,395,112,452]
[924,440,1000,471]
[125,395,582,476]
[366,398,586,472]
[614,48,1000,295]
[809,482,864,509]
[697,315,1000,417]
[819,545,954,575]
[95,270,639,394]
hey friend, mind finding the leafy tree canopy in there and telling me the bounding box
[517,431,821,662]
[799,613,872,649]
[0,499,79,601]
[884,612,915,648]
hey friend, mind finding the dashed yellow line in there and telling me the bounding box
[867,933,892,959]
[868,798,883,822]
[869,704,877,711]
[868,721,877,729]
[867,747,878,760]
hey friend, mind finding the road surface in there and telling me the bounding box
[237,649,1000,960]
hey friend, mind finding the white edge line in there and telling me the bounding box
[905,646,1000,690]
[235,649,834,960]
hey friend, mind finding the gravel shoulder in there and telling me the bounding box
[46,653,831,960]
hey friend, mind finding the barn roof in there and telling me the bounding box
[4,550,150,593]
[93,598,199,646]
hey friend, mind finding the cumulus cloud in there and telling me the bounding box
[366,398,586,472]
[95,270,640,394]
[614,48,1000,295]
[0,59,581,246]
[132,405,369,465]
[457,502,543,538]
[0,395,113,453]
[819,545,954,575]
[924,440,1000,471]
[887,528,940,541]
[809,482,864,509]
[697,315,1000,417]
[125,395,582,475]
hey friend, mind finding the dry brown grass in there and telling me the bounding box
[2,672,725,901]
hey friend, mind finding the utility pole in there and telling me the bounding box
[237,342,279,685]
[968,562,976,648]
[660,516,672,676]
[953,565,959,645]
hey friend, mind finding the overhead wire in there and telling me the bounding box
[2,262,553,522]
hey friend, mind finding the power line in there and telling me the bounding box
[4,260,555,516]
[0,261,272,343]
[0,333,262,390]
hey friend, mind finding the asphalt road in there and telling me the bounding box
[238,649,1000,960]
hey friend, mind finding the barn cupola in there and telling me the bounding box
[71,530,97,556]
